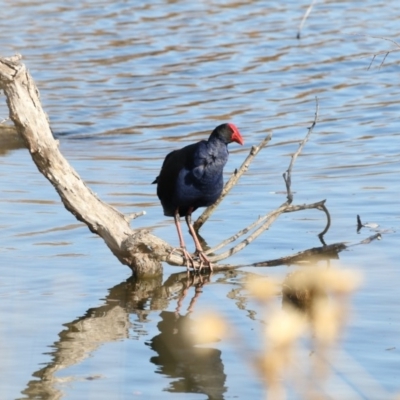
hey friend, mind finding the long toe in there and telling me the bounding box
[181,248,195,270]
[197,251,213,273]
[169,247,195,270]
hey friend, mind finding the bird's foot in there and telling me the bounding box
[195,251,213,273]
[170,247,195,271]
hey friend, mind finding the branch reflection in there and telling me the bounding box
[21,272,225,400]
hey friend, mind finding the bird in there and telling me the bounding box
[153,123,244,271]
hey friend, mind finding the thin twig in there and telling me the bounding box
[317,202,331,240]
[0,117,9,124]
[360,36,400,69]
[297,0,317,39]
[205,215,263,255]
[208,203,289,263]
[193,133,272,231]
[283,200,326,213]
[283,96,319,203]
[125,210,146,222]
[379,52,389,69]
[366,36,400,49]
[367,55,376,71]
[206,200,327,255]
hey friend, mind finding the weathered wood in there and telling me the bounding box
[0,55,169,277]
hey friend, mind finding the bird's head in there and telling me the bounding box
[211,123,244,146]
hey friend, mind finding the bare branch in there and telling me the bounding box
[366,36,400,49]
[205,215,264,255]
[206,200,327,256]
[317,202,331,241]
[0,55,166,277]
[297,0,317,39]
[283,200,326,213]
[367,55,376,71]
[194,133,272,231]
[362,36,400,69]
[125,211,146,222]
[208,203,289,263]
[379,52,389,69]
[283,96,319,203]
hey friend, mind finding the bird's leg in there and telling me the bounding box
[185,208,213,272]
[173,209,195,271]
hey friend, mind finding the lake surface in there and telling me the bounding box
[1,0,400,399]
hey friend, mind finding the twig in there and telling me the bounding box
[379,52,389,69]
[283,200,326,213]
[366,36,400,49]
[362,36,400,70]
[193,133,272,231]
[297,0,317,39]
[283,96,319,203]
[205,215,264,255]
[209,203,289,263]
[367,55,376,71]
[206,200,327,255]
[317,202,331,242]
[125,211,146,222]
[0,117,9,124]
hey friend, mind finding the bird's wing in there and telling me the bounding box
[152,149,179,184]
[191,141,214,179]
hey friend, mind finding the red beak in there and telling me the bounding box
[228,123,244,145]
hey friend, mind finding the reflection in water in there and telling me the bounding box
[148,311,226,399]
[19,245,348,399]
[20,272,224,400]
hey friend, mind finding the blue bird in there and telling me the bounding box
[153,123,244,271]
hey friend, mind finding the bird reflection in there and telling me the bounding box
[148,273,226,399]
[20,271,225,400]
[148,311,226,399]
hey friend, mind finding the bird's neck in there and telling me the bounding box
[207,136,228,153]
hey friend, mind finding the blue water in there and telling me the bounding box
[1,0,400,399]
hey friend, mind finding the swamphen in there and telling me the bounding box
[153,123,244,271]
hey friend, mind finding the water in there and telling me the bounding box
[1,0,400,398]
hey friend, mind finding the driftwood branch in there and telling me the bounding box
[0,55,169,277]
[1,55,330,274]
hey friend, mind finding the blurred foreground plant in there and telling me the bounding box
[196,266,366,400]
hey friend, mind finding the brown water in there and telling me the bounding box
[1,1,400,399]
